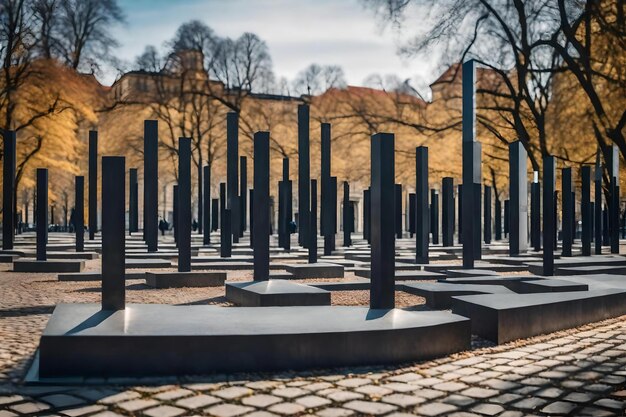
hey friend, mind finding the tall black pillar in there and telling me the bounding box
[343,181,351,246]
[363,188,371,244]
[442,178,454,246]
[408,193,416,238]
[88,130,97,240]
[330,177,337,251]
[395,184,403,239]
[240,156,247,234]
[462,60,481,268]
[173,185,178,245]
[504,200,510,238]
[253,131,270,281]
[2,131,15,250]
[562,167,573,257]
[220,183,231,257]
[36,169,48,261]
[543,156,556,276]
[484,185,491,244]
[203,165,211,245]
[309,179,317,263]
[298,104,310,247]
[458,185,463,244]
[129,168,138,234]
[594,156,603,254]
[370,133,395,310]
[509,140,528,255]
[178,138,191,272]
[227,112,240,243]
[211,198,219,232]
[75,176,84,252]
[321,123,331,238]
[197,160,203,234]
[431,189,439,245]
[249,189,254,248]
[416,146,429,264]
[531,174,541,251]
[609,145,620,253]
[102,156,125,311]
[581,166,591,256]
[144,120,158,252]
[495,197,502,241]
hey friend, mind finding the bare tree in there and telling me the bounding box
[293,63,347,96]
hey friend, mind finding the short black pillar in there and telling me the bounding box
[504,200,510,238]
[173,185,179,245]
[457,185,463,244]
[36,169,48,261]
[415,146,429,263]
[309,179,317,263]
[144,120,159,252]
[203,165,211,245]
[495,197,502,241]
[543,156,556,276]
[240,156,247,234]
[219,183,231,257]
[211,198,219,232]
[363,188,371,244]
[531,174,541,251]
[581,166,591,256]
[227,112,240,243]
[395,184,402,239]
[75,176,84,252]
[298,104,310,248]
[102,156,125,311]
[442,178,454,246]
[370,133,395,310]
[178,138,192,272]
[88,130,98,240]
[129,168,138,234]
[342,181,351,247]
[484,185,491,244]
[2,131,15,250]
[562,167,573,257]
[408,192,416,238]
[431,189,439,245]
[253,131,270,281]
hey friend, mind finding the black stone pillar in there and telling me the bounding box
[458,185,463,244]
[249,189,254,248]
[178,138,191,272]
[36,169,48,261]
[330,177,337,251]
[240,156,247,234]
[609,145,620,253]
[227,112,240,243]
[321,123,331,237]
[509,140,528,255]
[2,131,15,250]
[253,131,270,281]
[431,189,439,245]
[581,166,591,256]
[370,133,395,310]
[75,176,84,252]
[211,198,219,232]
[416,146,429,263]
[129,168,138,234]
[144,120,158,252]
[173,185,178,245]
[531,175,541,251]
[395,184,402,239]
[504,200,510,238]
[595,157,602,254]
[442,178,454,246]
[495,197,502,241]
[543,156,556,276]
[309,179,317,263]
[88,130,97,240]
[298,104,310,247]
[363,188,371,244]
[484,185,491,244]
[343,181,351,246]
[408,193,416,238]
[102,156,125,311]
[220,183,231,257]
[203,165,211,245]
[562,167,573,257]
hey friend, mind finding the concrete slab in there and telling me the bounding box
[527,255,626,276]
[438,276,544,292]
[145,271,226,288]
[0,254,19,263]
[126,259,172,269]
[285,263,344,279]
[400,282,513,309]
[226,280,331,307]
[354,269,444,281]
[452,289,626,344]
[516,279,589,293]
[445,269,499,278]
[308,279,371,291]
[45,252,99,260]
[424,262,527,273]
[35,303,471,377]
[555,265,626,276]
[58,272,146,281]
[13,259,85,273]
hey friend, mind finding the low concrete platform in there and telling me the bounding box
[285,263,344,279]
[354,269,443,280]
[308,279,371,291]
[126,259,172,269]
[424,262,527,273]
[527,255,626,276]
[516,279,589,293]
[555,265,626,276]
[35,303,471,377]
[445,269,499,278]
[0,254,19,263]
[225,280,331,307]
[400,282,513,309]
[451,289,626,344]
[45,251,99,260]
[13,259,85,273]
[438,276,543,292]
[58,272,147,281]
[145,271,226,288]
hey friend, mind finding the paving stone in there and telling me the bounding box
[91,412,126,417]
[540,401,578,415]
[511,397,548,410]
[0,411,17,417]
[10,401,51,414]
[244,412,279,417]
[415,388,445,400]
[315,407,354,417]
[118,398,159,412]
[563,391,597,403]
[381,393,424,407]
[98,390,141,404]
[441,394,475,407]
[176,394,221,409]
[301,382,333,392]
[382,382,419,393]
[271,387,309,399]
[489,393,522,405]
[241,394,282,408]
[459,387,498,399]
[213,387,253,400]
[295,395,331,408]
[343,400,397,415]
[245,381,282,390]
[0,396,23,405]
[595,398,625,410]
[354,385,393,397]
[205,403,254,417]
[584,383,613,393]
[336,378,371,388]
[387,373,423,382]
[576,407,614,417]
[416,402,458,416]
[267,402,306,415]
[470,403,504,416]
[433,381,468,392]
[154,388,194,401]
[62,405,106,416]
[143,405,186,417]
[534,387,564,399]
[325,391,364,403]
[479,378,519,390]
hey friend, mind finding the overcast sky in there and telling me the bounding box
[105,0,439,95]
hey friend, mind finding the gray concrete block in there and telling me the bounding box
[285,263,344,279]
[13,259,84,273]
[225,280,330,307]
[145,272,226,288]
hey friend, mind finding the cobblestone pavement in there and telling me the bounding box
[1,260,626,416]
